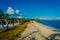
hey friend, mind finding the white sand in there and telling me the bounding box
[17,21,60,40]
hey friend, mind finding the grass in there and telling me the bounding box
[0,22,29,40]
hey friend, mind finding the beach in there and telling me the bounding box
[16,21,60,40]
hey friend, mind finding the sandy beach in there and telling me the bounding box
[16,21,60,40]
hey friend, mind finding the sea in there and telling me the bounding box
[39,20,60,31]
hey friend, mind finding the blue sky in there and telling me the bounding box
[0,0,60,19]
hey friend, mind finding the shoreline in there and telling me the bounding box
[37,21,60,32]
[31,21,60,35]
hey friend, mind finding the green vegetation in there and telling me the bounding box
[32,18,40,22]
[0,22,29,40]
[23,18,40,22]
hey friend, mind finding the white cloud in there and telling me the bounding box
[18,16,22,18]
[16,9,20,14]
[6,7,14,14]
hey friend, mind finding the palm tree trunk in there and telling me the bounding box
[21,19,22,23]
[19,20,20,24]
[6,20,9,30]
[18,20,20,24]
[10,20,11,25]
[1,20,4,29]
[13,20,14,28]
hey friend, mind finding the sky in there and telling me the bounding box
[0,0,60,20]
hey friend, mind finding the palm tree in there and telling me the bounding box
[19,18,21,24]
[0,10,5,29]
[12,18,14,28]
[11,18,15,28]
[5,14,9,30]
[0,10,4,19]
